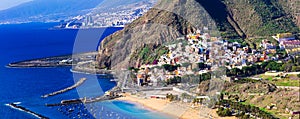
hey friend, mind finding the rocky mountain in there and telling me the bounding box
[97,0,300,70]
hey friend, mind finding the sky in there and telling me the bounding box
[0,0,32,10]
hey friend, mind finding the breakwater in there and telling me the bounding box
[42,78,87,98]
[7,52,98,68]
[6,103,49,119]
[46,95,122,107]
[46,87,122,106]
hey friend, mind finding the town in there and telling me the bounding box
[129,30,299,86]
[119,29,300,119]
[56,3,152,29]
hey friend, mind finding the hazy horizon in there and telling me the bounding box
[0,0,32,11]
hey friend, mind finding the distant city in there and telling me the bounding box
[56,4,152,29]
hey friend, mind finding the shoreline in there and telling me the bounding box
[114,93,236,119]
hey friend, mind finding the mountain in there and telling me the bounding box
[0,0,104,23]
[96,0,299,70]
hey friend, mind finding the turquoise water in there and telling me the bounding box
[0,23,172,119]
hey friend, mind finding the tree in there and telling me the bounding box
[265,61,282,71]
[162,64,178,72]
[231,68,242,76]
[281,63,293,72]
[167,76,181,84]
[181,62,191,68]
[166,93,176,101]
[217,107,232,117]
[200,73,211,81]
[198,63,206,70]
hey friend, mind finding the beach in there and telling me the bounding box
[115,93,237,119]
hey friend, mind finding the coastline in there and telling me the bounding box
[114,93,236,119]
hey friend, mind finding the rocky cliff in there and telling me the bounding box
[97,0,300,70]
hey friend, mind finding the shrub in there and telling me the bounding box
[217,107,232,117]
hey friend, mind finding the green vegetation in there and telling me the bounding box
[162,64,180,72]
[272,78,300,87]
[128,67,140,73]
[275,81,299,87]
[166,93,176,101]
[162,73,212,85]
[227,58,300,77]
[181,62,191,68]
[292,66,300,72]
[234,78,260,84]
[254,19,298,36]
[264,61,283,71]
[138,46,150,60]
[216,107,232,117]
[166,76,181,85]
[198,62,206,70]
[280,57,300,72]
[248,0,299,35]
[181,73,211,84]
[133,45,169,65]
[217,100,279,119]
[226,63,264,77]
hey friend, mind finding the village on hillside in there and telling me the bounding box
[117,28,300,119]
[128,30,299,87]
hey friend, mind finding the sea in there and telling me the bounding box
[0,22,172,119]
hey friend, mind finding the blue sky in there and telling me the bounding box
[0,0,32,10]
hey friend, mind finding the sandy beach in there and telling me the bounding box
[115,93,237,119]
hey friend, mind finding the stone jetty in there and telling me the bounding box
[6,103,49,119]
[42,78,88,98]
[46,95,122,107]
[46,87,122,106]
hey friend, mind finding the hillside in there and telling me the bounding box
[96,0,300,70]
[97,0,218,69]
[222,0,299,37]
[277,0,300,27]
